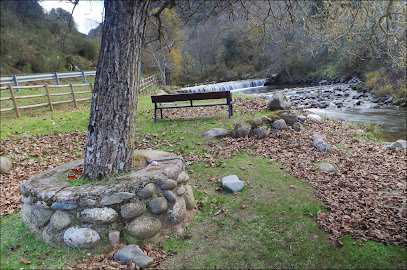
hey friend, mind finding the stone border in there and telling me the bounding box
[20,150,195,249]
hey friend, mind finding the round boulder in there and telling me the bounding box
[251,126,271,139]
[0,156,12,174]
[137,183,155,198]
[271,119,287,130]
[318,163,337,173]
[278,110,299,125]
[50,211,72,231]
[203,128,228,138]
[235,121,252,138]
[126,216,162,239]
[121,202,146,219]
[79,207,118,224]
[176,172,189,183]
[64,227,101,249]
[184,184,195,210]
[21,204,53,234]
[267,92,291,111]
[148,197,168,214]
[42,224,65,246]
[167,197,187,225]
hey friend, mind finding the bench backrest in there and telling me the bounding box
[151,91,231,103]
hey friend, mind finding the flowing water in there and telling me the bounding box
[180,79,406,141]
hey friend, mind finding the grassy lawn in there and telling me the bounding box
[1,90,406,269]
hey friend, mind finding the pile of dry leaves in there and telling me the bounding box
[1,131,86,216]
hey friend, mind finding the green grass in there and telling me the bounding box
[1,91,406,269]
[160,154,406,269]
[0,212,103,269]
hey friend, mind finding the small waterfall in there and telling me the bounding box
[179,78,267,93]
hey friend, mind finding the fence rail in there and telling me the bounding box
[0,75,158,117]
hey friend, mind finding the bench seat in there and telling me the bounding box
[151,91,232,122]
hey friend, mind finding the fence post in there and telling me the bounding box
[9,84,20,118]
[82,71,87,83]
[70,83,77,108]
[44,84,54,113]
[12,74,20,92]
[54,72,60,85]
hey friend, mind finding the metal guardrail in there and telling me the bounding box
[0,71,96,88]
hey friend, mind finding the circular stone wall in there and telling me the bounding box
[20,150,195,249]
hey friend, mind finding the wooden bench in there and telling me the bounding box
[151,91,233,122]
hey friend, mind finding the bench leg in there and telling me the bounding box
[160,109,163,119]
[154,104,157,123]
[228,100,233,118]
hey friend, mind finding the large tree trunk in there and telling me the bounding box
[83,0,150,180]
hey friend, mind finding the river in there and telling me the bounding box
[232,83,406,142]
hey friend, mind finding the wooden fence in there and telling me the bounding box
[0,75,158,118]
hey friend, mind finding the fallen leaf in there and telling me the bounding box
[20,258,31,265]
[332,239,344,248]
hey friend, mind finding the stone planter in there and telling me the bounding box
[20,150,195,249]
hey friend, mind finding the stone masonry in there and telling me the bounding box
[20,150,195,249]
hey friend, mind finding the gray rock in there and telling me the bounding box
[292,122,303,131]
[251,126,271,139]
[298,115,307,122]
[203,128,228,138]
[222,175,244,192]
[50,211,72,231]
[176,186,186,196]
[109,230,120,247]
[176,172,189,183]
[148,197,168,214]
[308,114,322,123]
[167,197,186,225]
[114,245,154,268]
[126,216,162,239]
[64,227,101,249]
[137,183,155,198]
[99,192,135,206]
[162,190,176,203]
[391,139,406,149]
[314,138,330,152]
[271,119,287,130]
[22,196,33,205]
[21,204,53,234]
[251,117,264,127]
[184,184,195,210]
[42,224,65,246]
[383,142,393,148]
[235,121,252,138]
[51,202,78,210]
[0,156,12,174]
[161,179,177,190]
[267,92,291,111]
[79,199,98,206]
[278,111,299,125]
[121,202,146,219]
[319,163,337,173]
[79,207,118,224]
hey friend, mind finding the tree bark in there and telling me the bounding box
[83,0,150,180]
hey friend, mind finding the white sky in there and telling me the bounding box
[40,0,104,35]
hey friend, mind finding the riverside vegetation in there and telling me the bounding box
[1,89,406,269]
